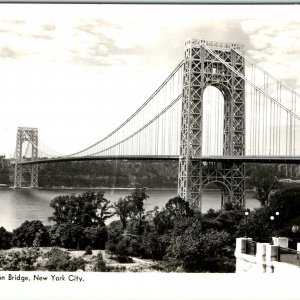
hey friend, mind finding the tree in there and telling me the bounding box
[129,187,149,221]
[236,187,300,239]
[84,225,108,249]
[165,196,194,219]
[213,209,245,236]
[236,209,272,240]
[106,221,124,254]
[48,195,70,225]
[142,231,165,261]
[119,187,149,234]
[248,164,281,206]
[49,191,114,227]
[237,187,300,241]
[114,196,132,229]
[78,191,114,226]
[12,220,50,248]
[56,223,86,250]
[267,186,300,236]
[152,197,193,235]
[0,226,12,249]
[115,234,143,259]
[166,218,232,272]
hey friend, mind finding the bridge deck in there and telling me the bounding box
[12,155,300,165]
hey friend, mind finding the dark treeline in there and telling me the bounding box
[0,159,178,188]
[1,157,300,188]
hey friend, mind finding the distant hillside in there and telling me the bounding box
[0,160,178,188]
[1,157,300,189]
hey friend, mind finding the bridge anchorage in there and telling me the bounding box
[13,127,38,188]
[178,39,245,209]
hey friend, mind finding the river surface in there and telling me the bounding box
[0,188,259,231]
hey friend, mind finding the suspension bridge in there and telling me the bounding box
[10,38,300,210]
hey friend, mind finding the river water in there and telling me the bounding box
[0,188,259,232]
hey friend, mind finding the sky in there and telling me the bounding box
[0,4,300,157]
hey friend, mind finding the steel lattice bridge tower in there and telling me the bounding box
[14,127,38,188]
[178,39,245,209]
[10,38,300,211]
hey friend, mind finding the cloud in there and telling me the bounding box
[42,23,56,31]
[75,19,121,33]
[242,19,300,90]
[0,18,56,60]
[32,34,53,40]
[3,19,26,25]
[68,20,144,68]
[0,46,21,59]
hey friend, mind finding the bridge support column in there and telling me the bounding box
[178,39,245,209]
[13,127,39,189]
[179,159,245,209]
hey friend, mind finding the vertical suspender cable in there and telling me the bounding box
[279,84,281,155]
[294,93,296,156]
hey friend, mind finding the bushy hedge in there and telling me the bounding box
[44,248,86,271]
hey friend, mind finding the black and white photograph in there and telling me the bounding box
[0,2,300,299]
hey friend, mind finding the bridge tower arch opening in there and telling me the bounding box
[202,179,231,211]
[178,38,245,210]
[14,127,38,188]
[202,86,224,156]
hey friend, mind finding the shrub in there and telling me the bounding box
[92,252,107,272]
[0,248,40,271]
[84,246,93,255]
[44,247,86,271]
[106,265,126,272]
[116,234,144,258]
[48,225,62,247]
[115,255,134,263]
[44,248,71,271]
[67,257,86,271]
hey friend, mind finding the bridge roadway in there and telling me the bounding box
[13,155,300,165]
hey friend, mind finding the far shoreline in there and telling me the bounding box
[7,186,256,192]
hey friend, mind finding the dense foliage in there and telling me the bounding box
[47,191,113,250]
[104,186,300,272]
[0,248,40,271]
[247,164,283,206]
[44,247,86,271]
[1,180,300,272]
[0,226,12,249]
[12,220,50,248]
[49,191,114,226]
